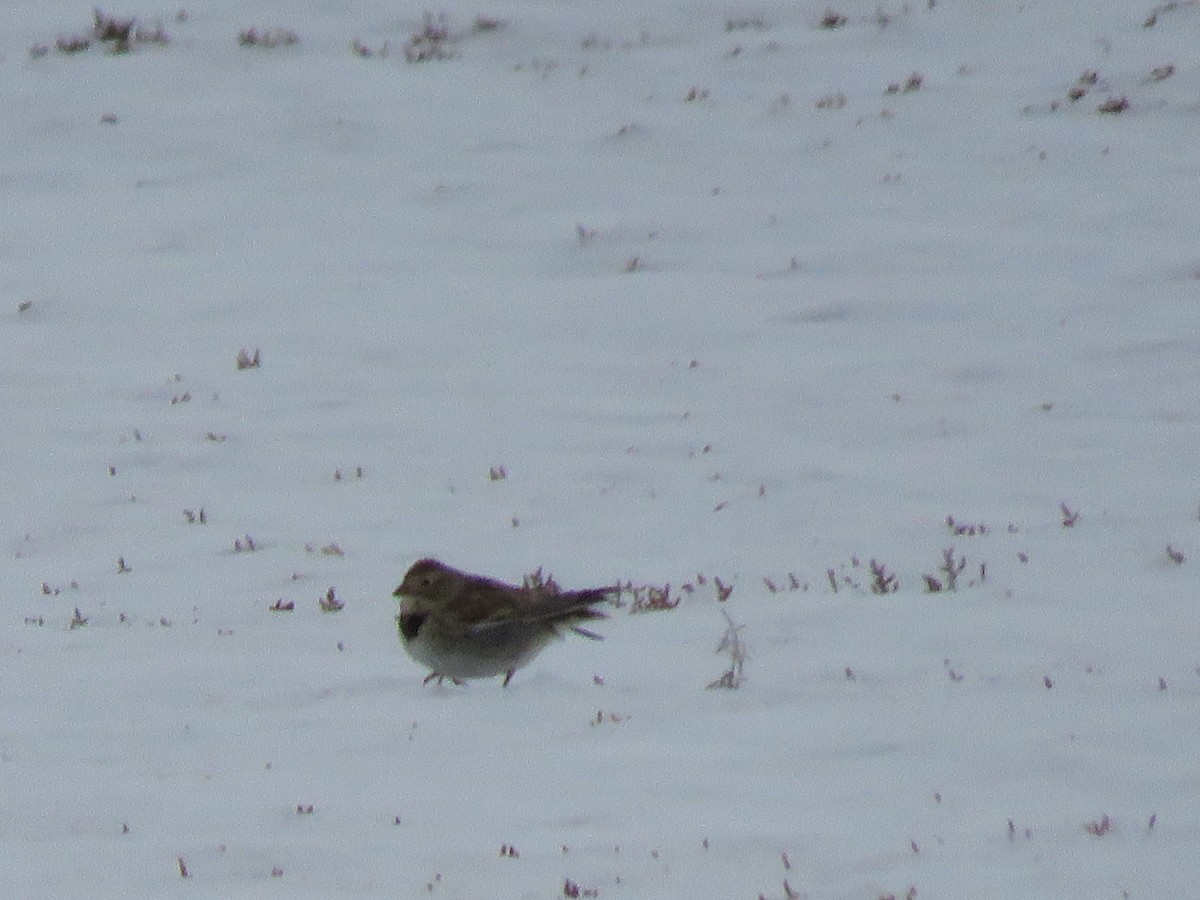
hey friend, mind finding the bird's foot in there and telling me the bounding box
[423,672,465,686]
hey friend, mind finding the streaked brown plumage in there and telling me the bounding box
[392,558,615,686]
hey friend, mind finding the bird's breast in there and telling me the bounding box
[397,610,427,641]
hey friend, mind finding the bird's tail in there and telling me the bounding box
[526,585,617,632]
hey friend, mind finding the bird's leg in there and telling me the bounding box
[423,672,464,685]
[502,668,515,687]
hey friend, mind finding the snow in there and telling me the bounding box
[2,1,1199,897]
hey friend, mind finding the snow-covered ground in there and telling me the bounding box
[3,1,1199,896]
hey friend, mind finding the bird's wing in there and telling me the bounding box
[451,587,513,626]
[475,587,616,632]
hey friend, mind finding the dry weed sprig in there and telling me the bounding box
[236,348,261,370]
[946,515,989,536]
[1144,2,1198,28]
[522,566,561,595]
[562,878,598,898]
[868,559,898,594]
[318,587,344,612]
[707,610,746,689]
[819,9,847,28]
[629,583,679,613]
[923,547,967,592]
[1084,814,1113,836]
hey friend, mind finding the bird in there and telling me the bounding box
[392,558,616,686]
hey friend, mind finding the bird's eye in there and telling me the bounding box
[421,576,434,587]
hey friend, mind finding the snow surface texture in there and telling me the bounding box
[2,1,1198,897]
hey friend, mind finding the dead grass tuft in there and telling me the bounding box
[238,27,299,48]
[404,12,455,62]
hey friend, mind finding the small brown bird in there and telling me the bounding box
[392,558,616,686]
